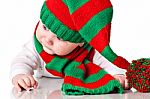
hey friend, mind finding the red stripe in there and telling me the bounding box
[77,62,102,77]
[61,46,89,62]
[40,50,55,64]
[75,49,89,62]
[86,48,95,62]
[34,21,40,34]
[77,64,86,74]
[89,24,111,52]
[46,0,76,30]
[64,74,115,89]
[113,56,130,69]
[71,0,112,30]
[85,62,102,77]
[46,68,64,77]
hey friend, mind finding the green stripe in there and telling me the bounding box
[46,57,69,72]
[82,43,92,52]
[40,1,47,17]
[62,80,123,95]
[46,58,87,77]
[101,45,117,62]
[45,44,92,73]
[84,59,90,65]
[46,56,108,83]
[66,65,109,83]
[79,8,113,42]
[40,2,85,43]
[34,35,43,53]
[46,57,84,73]
[62,0,89,14]
[82,69,108,83]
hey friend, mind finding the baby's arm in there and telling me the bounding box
[93,50,126,75]
[113,75,129,89]
[10,39,41,92]
[93,50,129,89]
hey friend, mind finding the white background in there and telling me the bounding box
[1,0,150,98]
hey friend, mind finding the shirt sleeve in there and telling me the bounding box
[93,49,126,75]
[10,38,42,80]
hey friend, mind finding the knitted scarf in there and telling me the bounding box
[34,0,130,95]
[40,0,130,70]
[34,22,123,95]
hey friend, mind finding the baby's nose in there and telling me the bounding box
[45,37,53,45]
[43,32,56,45]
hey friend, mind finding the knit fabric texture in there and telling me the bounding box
[34,0,130,95]
[126,58,150,92]
[34,22,123,95]
[40,0,130,69]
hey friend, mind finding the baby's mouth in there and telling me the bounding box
[43,46,54,55]
[41,39,55,54]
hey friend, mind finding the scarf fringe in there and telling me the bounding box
[61,80,124,95]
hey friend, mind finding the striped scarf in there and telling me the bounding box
[34,22,123,95]
[34,0,130,95]
[40,0,130,70]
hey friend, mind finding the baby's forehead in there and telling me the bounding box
[40,21,57,35]
[39,20,83,44]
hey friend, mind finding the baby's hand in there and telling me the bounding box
[12,74,38,92]
[113,74,129,89]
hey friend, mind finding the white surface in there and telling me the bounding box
[1,0,150,98]
[10,77,150,99]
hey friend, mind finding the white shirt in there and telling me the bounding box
[10,39,126,80]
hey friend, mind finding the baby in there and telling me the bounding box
[10,0,129,94]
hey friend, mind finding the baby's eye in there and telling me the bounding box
[43,25,49,31]
[57,37,64,41]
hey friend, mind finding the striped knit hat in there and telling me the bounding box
[35,0,130,95]
[40,0,112,43]
[40,0,129,69]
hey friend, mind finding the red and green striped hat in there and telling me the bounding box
[40,0,112,43]
[34,0,131,95]
[40,0,129,69]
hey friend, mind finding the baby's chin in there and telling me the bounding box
[43,46,71,56]
[43,46,55,55]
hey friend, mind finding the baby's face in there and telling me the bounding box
[36,21,84,56]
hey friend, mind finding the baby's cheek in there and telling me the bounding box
[53,46,67,55]
[36,33,42,43]
[54,43,78,55]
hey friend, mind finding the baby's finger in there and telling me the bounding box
[33,81,38,89]
[18,79,29,91]
[23,77,31,87]
[114,76,125,88]
[27,75,36,87]
[125,79,129,89]
[14,83,22,92]
[119,77,125,88]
